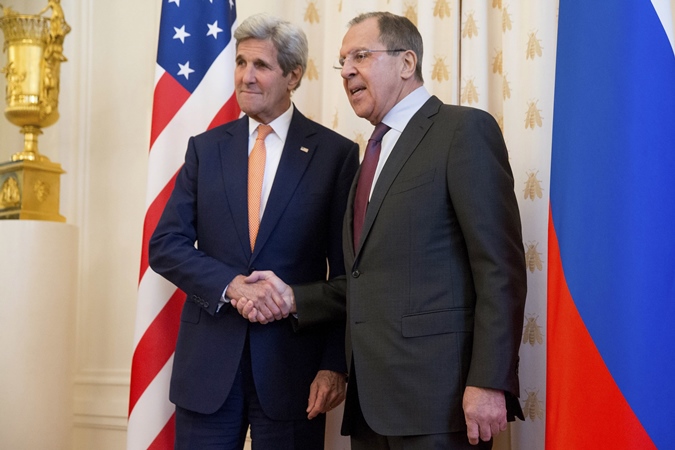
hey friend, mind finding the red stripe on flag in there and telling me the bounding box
[207,93,240,130]
[150,73,191,149]
[129,288,185,415]
[148,414,176,450]
[139,171,179,282]
[546,209,656,450]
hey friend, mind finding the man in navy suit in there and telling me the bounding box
[149,13,359,449]
[235,11,527,450]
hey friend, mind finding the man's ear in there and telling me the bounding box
[400,50,417,80]
[288,66,303,91]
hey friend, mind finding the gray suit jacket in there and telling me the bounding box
[342,96,526,436]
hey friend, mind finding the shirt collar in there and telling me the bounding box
[248,103,294,141]
[381,86,431,132]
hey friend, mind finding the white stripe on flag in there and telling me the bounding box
[126,355,175,450]
[652,0,675,55]
[133,269,181,348]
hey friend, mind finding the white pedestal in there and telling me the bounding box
[0,220,78,449]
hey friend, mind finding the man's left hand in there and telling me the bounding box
[463,386,507,445]
[306,370,347,419]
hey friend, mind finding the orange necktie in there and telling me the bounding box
[248,124,274,251]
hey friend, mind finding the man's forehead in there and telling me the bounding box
[341,21,382,53]
[236,38,277,58]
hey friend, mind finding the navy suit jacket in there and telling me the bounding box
[149,108,359,419]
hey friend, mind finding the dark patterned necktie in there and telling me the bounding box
[353,122,390,251]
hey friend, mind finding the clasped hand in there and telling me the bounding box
[229,273,346,418]
[228,271,295,324]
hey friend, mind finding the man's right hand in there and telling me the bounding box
[228,271,294,323]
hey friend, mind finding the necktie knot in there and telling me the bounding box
[256,124,274,141]
[369,122,390,143]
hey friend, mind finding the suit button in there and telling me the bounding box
[352,270,360,278]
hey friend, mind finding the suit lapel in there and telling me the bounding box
[252,109,317,258]
[355,96,442,255]
[219,117,252,258]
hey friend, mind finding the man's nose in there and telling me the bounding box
[242,64,256,83]
[340,62,356,79]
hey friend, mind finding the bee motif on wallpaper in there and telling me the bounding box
[524,170,543,200]
[434,0,451,19]
[525,100,543,129]
[503,7,513,32]
[523,389,545,421]
[502,74,511,100]
[306,58,319,80]
[525,241,544,273]
[492,50,503,75]
[523,314,544,346]
[404,2,418,26]
[526,31,543,59]
[432,56,450,82]
[462,12,479,39]
[304,1,320,24]
[495,113,504,134]
[461,78,479,105]
[354,132,366,155]
[492,0,502,8]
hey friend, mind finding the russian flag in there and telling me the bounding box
[547,2,675,449]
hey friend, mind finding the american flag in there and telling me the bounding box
[128,1,239,448]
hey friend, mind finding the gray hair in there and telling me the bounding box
[234,14,308,91]
[349,12,424,83]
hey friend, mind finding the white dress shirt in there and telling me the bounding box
[369,86,431,200]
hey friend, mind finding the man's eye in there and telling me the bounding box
[354,52,367,63]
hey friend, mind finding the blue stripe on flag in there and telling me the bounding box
[551,1,675,447]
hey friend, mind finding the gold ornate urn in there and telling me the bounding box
[0,1,70,221]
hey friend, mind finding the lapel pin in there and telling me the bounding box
[300,146,309,153]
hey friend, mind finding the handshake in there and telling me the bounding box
[226,271,295,324]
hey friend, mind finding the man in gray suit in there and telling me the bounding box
[233,11,527,449]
